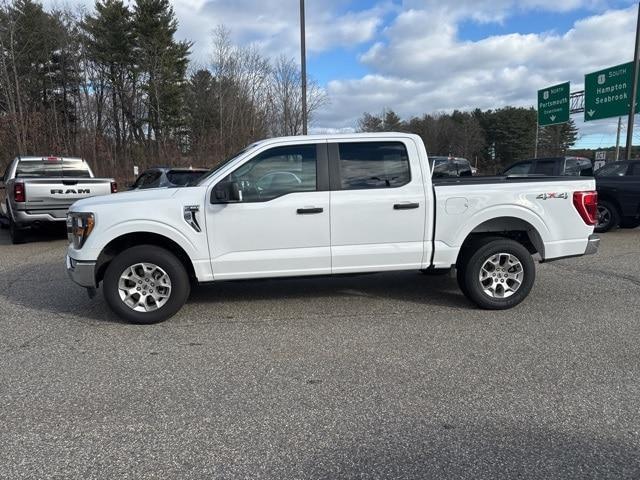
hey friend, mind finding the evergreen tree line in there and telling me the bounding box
[0,0,325,179]
[357,108,579,173]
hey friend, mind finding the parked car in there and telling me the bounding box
[131,167,208,190]
[0,156,116,244]
[430,156,473,177]
[593,160,640,232]
[503,156,593,176]
[66,133,599,324]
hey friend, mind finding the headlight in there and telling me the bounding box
[67,212,95,249]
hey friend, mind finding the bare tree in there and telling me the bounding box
[268,55,326,136]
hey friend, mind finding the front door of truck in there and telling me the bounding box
[206,142,331,280]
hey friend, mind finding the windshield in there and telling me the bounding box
[196,143,262,185]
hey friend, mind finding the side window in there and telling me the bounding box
[533,160,556,176]
[223,144,317,202]
[338,141,410,189]
[630,163,640,176]
[504,162,532,175]
[578,159,593,176]
[432,160,457,178]
[455,159,472,177]
[137,171,162,189]
[563,159,580,176]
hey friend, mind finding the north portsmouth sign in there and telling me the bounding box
[584,62,639,121]
[538,82,570,126]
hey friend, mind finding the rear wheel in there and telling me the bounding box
[458,237,535,310]
[103,245,190,324]
[595,200,619,233]
[8,218,25,244]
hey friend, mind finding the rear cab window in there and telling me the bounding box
[337,142,410,189]
[533,160,557,176]
[504,162,532,175]
[15,158,92,178]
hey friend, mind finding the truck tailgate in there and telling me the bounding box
[23,178,113,211]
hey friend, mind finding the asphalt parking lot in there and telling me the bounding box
[0,227,639,479]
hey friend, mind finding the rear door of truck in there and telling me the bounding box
[328,137,427,273]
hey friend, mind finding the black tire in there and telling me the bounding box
[455,236,493,298]
[595,200,620,233]
[619,218,640,229]
[8,217,25,244]
[459,237,535,310]
[103,245,191,324]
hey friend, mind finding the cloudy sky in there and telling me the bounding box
[46,0,640,148]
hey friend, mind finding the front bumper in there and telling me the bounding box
[585,234,600,255]
[66,255,97,288]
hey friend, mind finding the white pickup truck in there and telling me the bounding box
[65,133,599,324]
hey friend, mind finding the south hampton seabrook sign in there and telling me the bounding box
[584,62,639,121]
[537,82,570,126]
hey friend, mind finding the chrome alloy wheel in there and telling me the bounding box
[118,263,172,312]
[596,205,611,229]
[478,253,524,299]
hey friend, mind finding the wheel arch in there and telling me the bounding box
[456,216,545,265]
[95,232,197,285]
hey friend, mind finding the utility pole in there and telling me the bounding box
[615,116,622,161]
[300,0,308,135]
[626,1,640,159]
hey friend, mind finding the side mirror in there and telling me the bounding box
[211,180,242,203]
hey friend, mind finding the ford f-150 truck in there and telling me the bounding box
[65,133,600,324]
[1,156,116,243]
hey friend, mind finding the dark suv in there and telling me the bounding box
[131,167,208,190]
[503,157,593,177]
[593,160,640,232]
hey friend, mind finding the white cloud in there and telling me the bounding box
[318,4,638,141]
[173,0,390,64]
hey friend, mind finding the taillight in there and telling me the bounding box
[573,190,598,226]
[110,181,118,193]
[14,182,25,202]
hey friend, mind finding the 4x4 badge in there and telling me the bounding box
[536,192,568,200]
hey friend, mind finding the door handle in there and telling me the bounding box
[297,207,324,214]
[393,202,419,210]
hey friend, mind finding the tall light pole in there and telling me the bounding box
[626,1,640,159]
[300,0,308,135]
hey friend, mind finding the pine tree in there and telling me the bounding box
[538,119,579,157]
[133,0,190,150]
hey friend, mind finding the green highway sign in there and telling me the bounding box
[584,62,639,121]
[537,82,570,126]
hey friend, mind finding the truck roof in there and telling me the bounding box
[250,132,421,146]
[16,156,86,162]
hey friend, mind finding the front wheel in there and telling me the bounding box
[103,245,191,324]
[459,238,535,310]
